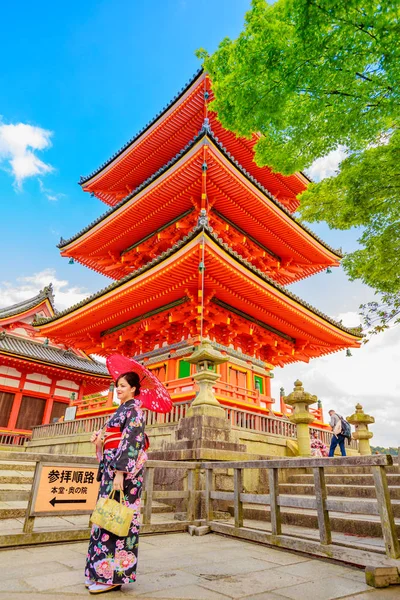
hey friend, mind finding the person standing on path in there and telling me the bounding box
[85,371,147,595]
[328,409,346,457]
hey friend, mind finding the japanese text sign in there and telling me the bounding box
[30,463,100,515]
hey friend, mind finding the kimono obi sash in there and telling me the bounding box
[103,426,150,452]
[103,426,122,452]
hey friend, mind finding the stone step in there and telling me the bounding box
[323,465,400,475]
[0,483,31,501]
[286,473,400,485]
[0,460,36,472]
[0,500,28,519]
[0,471,34,485]
[279,483,400,499]
[229,503,400,539]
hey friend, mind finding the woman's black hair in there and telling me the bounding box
[116,371,141,396]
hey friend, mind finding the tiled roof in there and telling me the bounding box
[79,69,204,185]
[59,126,342,259]
[134,339,267,369]
[0,333,109,377]
[0,284,55,320]
[41,223,361,338]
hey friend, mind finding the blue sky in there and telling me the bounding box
[0,0,398,445]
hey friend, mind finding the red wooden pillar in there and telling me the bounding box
[219,361,228,385]
[106,384,115,408]
[265,375,271,397]
[42,378,57,425]
[7,372,27,430]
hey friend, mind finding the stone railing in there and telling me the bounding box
[226,407,297,438]
[30,401,342,449]
[31,415,109,440]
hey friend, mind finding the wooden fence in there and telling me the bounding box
[202,454,400,564]
[1,451,399,571]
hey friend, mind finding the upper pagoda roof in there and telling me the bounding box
[79,70,307,211]
[0,284,55,324]
[36,225,361,354]
[59,128,341,285]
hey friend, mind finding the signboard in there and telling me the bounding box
[30,462,100,516]
[64,406,77,421]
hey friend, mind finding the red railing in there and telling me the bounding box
[0,430,31,446]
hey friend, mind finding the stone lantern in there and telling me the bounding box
[284,380,317,457]
[186,341,228,418]
[347,403,374,455]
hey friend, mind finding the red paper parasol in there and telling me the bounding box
[106,354,173,413]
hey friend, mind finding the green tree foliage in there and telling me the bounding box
[371,446,399,456]
[199,0,400,331]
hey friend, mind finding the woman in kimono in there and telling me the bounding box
[85,371,147,595]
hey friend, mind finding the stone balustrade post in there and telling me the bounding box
[284,380,317,457]
[347,403,374,455]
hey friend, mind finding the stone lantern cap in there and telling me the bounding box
[347,403,375,425]
[284,379,317,407]
[187,341,228,366]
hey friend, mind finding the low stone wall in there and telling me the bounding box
[23,422,296,459]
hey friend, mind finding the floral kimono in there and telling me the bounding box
[85,398,147,585]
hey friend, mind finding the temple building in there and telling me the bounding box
[33,70,361,421]
[0,284,109,436]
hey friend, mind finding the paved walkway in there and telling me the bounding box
[0,533,398,599]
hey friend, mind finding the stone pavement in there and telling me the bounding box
[0,533,398,600]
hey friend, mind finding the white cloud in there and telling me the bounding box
[272,326,400,447]
[38,179,65,202]
[0,122,53,188]
[306,145,347,182]
[0,268,89,312]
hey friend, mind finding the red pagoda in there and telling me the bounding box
[34,70,361,420]
[0,284,109,439]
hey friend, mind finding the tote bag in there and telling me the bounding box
[91,490,134,537]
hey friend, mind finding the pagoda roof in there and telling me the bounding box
[35,226,361,365]
[79,70,306,210]
[59,129,341,284]
[79,69,204,188]
[0,331,109,378]
[0,284,55,323]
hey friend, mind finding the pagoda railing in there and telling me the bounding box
[30,401,351,449]
[226,408,297,438]
[164,376,273,408]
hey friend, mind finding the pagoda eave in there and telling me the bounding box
[36,231,361,366]
[79,71,305,211]
[61,136,341,285]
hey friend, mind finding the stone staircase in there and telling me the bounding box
[0,459,35,521]
[230,463,400,540]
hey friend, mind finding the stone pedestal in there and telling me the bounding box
[347,403,374,455]
[284,380,317,457]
